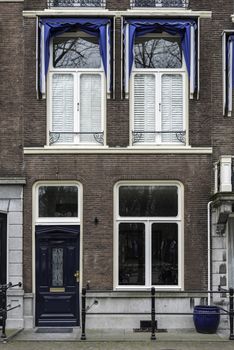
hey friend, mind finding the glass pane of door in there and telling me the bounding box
[152,223,178,285]
[119,223,145,285]
[52,248,64,287]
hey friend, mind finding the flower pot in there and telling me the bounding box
[193,305,220,334]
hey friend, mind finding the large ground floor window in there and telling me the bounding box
[115,182,183,289]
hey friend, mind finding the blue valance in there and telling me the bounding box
[38,17,111,96]
[124,18,197,98]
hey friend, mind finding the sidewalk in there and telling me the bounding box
[1,328,234,350]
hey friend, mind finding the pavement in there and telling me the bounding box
[1,328,234,349]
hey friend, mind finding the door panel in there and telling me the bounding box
[36,226,80,327]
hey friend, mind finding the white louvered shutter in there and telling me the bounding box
[134,74,155,143]
[161,74,183,143]
[52,74,74,143]
[80,74,102,144]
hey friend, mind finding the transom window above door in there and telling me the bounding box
[36,183,81,223]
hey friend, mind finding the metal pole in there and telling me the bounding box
[229,288,234,340]
[80,288,86,340]
[151,287,156,341]
[0,285,7,339]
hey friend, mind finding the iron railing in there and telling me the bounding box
[49,131,104,145]
[132,130,186,144]
[0,282,22,340]
[130,0,189,8]
[80,287,234,341]
[47,0,106,7]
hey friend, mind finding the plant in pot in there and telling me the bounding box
[193,305,220,334]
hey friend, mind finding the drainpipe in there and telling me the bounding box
[208,201,213,306]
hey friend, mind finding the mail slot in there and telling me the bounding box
[49,287,65,293]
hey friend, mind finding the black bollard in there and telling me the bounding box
[0,285,7,339]
[80,288,87,340]
[229,288,234,340]
[151,287,156,341]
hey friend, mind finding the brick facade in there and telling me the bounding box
[1,0,234,330]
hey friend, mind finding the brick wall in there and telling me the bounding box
[0,3,24,176]
[23,154,211,292]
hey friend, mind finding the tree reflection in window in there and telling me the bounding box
[39,186,78,217]
[119,186,178,217]
[119,223,145,285]
[53,36,101,69]
[152,223,178,285]
[134,36,182,69]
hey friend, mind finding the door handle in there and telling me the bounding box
[74,270,80,283]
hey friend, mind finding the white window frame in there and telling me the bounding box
[47,32,106,147]
[130,33,189,147]
[35,182,81,225]
[114,181,184,291]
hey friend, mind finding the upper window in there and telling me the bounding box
[115,182,183,289]
[48,0,106,8]
[49,33,105,146]
[130,0,189,8]
[124,19,197,147]
[53,36,102,69]
[131,33,186,146]
[134,36,182,69]
[38,17,112,147]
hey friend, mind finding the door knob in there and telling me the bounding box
[74,271,80,282]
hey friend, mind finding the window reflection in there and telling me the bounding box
[39,186,78,217]
[119,223,145,285]
[119,186,178,217]
[152,223,178,285]
[134,36,182,69]
[53,36,101,69]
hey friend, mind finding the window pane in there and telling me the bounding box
[119,223,145,285]
[134,37,182,69]
[134,74,155,143]
[39,186,78,217]
[80,74,102,143]
[52,74,74,143]
[53,37,101,69]
[119,186,178,217]
[152,223,178,285]
[52,248,64,286]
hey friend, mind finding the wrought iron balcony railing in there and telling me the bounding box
[132,130,186,144]
[130,0,189,8]
[47,0,106,8]
[49,131,104,145]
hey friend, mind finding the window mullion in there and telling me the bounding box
[156,73,161,144]
[145,220,151,287]
[74,73,80,144]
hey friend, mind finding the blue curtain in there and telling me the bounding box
[226,35,234,115]
[227,35,234,87]
[39,17,111,95]
[125,18,197,91]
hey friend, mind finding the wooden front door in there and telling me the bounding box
[36,225,80,327]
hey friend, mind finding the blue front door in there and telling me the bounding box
[36,226,80,327]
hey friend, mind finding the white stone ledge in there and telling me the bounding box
[22,9,212,18]
[24,146,213,155]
